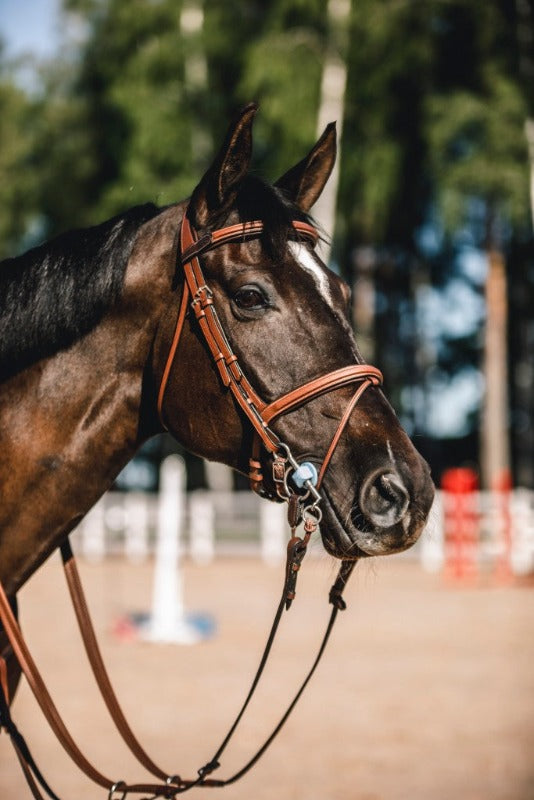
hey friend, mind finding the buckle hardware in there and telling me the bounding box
[191,285,213,307]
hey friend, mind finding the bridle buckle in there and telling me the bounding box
[191,284,213,308]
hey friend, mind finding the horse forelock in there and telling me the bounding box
[0,203,162,383]
[232,175,314,260]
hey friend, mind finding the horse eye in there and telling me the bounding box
[233,286,267,311]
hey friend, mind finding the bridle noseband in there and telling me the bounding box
[158,207,383,523]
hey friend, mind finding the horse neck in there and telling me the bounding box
[0,205,182,595]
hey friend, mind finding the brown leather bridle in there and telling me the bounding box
[0,209,385,799]
[158,209,383,516]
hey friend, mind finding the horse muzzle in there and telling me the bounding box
[320,457,435,559]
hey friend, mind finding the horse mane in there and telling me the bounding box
[0,204,162,382]
[0,179,312,384]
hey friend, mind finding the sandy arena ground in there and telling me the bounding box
[1,552,533,800]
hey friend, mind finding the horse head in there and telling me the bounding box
[155,104,434,559]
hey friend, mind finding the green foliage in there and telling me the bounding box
[239,30,323,177]
[426,69,530,237]
[0,0,531,253]
[62,0,197,222]
[203,0,326,178]
[0,50,40,257]
[30,70,98,233]
[338,0,433,246]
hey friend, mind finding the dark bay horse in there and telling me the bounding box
[0,104,433,765]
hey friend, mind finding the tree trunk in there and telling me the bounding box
[314,0,351,264]
[525,118,534,229]
[515,0,534,226]
[351,246,376,362]
[180,0,211,167]
[480,246,511,489]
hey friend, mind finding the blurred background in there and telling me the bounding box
[1,3,534,799]
[1,0,533,493]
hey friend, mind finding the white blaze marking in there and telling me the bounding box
[288,242,332,305]
[387,439,397,468]
[288,241,361,362]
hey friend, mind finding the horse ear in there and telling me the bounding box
[189,103,258,228]
[275,122,337,211]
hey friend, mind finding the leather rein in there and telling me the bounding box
[0,209,383,799]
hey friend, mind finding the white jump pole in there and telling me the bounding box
[420,493,444,574]
[81,498,106,562]
[260,499,286,565]
[510,488,534,575]
[124,491,149,563]
[144,455,200,644]
[189,491,215,565]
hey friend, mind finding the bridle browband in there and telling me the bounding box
[0,207,385,800]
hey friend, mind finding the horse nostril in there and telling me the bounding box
[358,470,410,529]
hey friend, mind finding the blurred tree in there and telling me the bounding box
[339,0,433,250]
[515,0,534,226]
[236,0,326,177]
[513,0,534,487]
[426,73,528,237]
[313,0,351,261]
[426,4,530,488]
[55,0,197,224]
[0,44,40,258]
[336,1,436,443]
[39,0,326,228]
[29,60,98,235]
